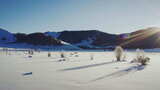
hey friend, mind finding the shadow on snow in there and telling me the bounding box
[59,61,118,71]
[89,65,145,82]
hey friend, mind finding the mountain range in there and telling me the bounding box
[0,27,160,50]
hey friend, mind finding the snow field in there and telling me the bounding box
[0,50,160,90]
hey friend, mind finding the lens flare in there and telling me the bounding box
[120,29,160,47]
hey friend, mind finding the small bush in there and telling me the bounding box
[90,53,94,60]
[114,46,124,61]
[132,49,150,65]
[48,52,51,57]
[60,52,65,58]
[58,52,67,62]
[28,50,34,55]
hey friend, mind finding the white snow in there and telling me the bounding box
[73,37,99,48]
[74,37,94,47]
[44,32,80,50]
[74,37,115,49]
[45,31,61,38]
[0,49,159,90]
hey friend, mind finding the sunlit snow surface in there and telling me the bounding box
[0,49,160,90]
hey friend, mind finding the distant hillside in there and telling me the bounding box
[0,28,16,43]
[0,29,80,50]
[13,32,80,50]
[119,27,160,49]
[14,33,62,45]
[45,30,118,49]
[1,27,160,50]
[45,28,160,49]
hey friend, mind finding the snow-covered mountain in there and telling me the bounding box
[45,31,61,38]
[0,28,16,43]
[45,30,117,49]
[45,28,160,49]
[0,29,80,50]
[1,27,160,50]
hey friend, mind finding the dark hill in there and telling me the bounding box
[119,27,160,49]
[14,33,62,45]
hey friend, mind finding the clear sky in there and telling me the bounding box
[0,0,160,34]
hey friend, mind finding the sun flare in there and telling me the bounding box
[120,28,160,47]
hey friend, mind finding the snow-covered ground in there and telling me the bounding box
[0,49,160,90]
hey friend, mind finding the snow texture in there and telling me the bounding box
[0,49,159,90]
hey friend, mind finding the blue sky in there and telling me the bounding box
[0,0,160,34]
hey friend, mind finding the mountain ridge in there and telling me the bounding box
[1,27,160,49]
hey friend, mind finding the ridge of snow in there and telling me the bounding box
[45,32,61,38]
[74,37,95,47]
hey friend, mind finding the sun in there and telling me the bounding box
[120,27,160,47]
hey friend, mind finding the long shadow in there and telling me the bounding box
[59,61,118,71]
[90,65,145,82]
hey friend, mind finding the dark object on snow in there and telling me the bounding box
[58,59,66,62]
[28,55,32,58]
[75,55,79,57]
[48,52,51,57]
[22,72,32,76]
[60,53,65,58]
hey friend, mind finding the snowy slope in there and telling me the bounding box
[45,31,97,48]
[45,31,61,38]
[44,32,81,50]
[74,37,95,47]
[0,28,16,43]
[45,31,95,48]
[44,30,117,49]
[0,29,80,50]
